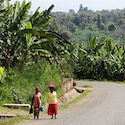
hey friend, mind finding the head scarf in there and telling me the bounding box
[36,87,39,90]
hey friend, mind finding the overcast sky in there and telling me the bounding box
[10,0,125,13]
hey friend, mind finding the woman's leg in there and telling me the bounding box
[55,114,57,119]
[51,115,53,119]
[54,103,57,119]
[34,107,36,119]
[36,108,39,119]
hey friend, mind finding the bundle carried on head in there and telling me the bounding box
[48,81,57,88]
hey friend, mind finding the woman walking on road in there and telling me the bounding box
[48,87,58,119]
[31,87,42,119]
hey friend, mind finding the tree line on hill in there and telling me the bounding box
[50,4,125,81]
[51,4,125,44]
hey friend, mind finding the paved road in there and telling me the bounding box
[21,81,125,125]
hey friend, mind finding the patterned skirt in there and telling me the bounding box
[34,107,40,117]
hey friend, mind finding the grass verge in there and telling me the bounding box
[76,79,125,84]
[58,89,92,110]
[77,85,93,88]
[0,107,31,125]
[0,115,30,125]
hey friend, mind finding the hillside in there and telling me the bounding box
[51,4,125,44]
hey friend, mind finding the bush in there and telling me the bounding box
[0,64,63,105]
[108,24,115,31]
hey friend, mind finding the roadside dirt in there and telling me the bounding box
[58,88,81,105]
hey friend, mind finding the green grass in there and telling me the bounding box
[76,79,125,84]
[0,114,30,125]
[0,64,63,106]
[0,64,64,125]
[0,107,31,125]
[77,85,93,88]
[58,90,92,110]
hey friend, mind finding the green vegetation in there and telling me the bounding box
[0,1,125,123]
[0,0,71,69]
[0,107,30,125]
[0,0,71,105]
[50,5,125,81]
[59,89,92,110]
[79,85,93,88]
[0,64,63,105]
[68,35,125,81]
[0,67,6,84]
[0,114,30,125]
[51,4,125,44]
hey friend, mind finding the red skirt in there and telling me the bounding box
[48,103,58,115]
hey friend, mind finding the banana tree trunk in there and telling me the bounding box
[21,50,28,70]
[5,46,11,69]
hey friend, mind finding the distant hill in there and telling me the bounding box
[51,4,125,44]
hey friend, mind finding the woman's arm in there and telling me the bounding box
[31,97,34,107]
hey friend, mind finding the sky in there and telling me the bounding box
[10,0,125,13]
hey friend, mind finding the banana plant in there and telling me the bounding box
[0,0,71,69]
[0,0,32,68]
[0,67,6,84]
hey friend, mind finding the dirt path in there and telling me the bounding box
[18,81,125,125]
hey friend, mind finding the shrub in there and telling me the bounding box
[0,64,63,105]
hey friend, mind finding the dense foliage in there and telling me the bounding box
[50,4,125,81]
[0,0,71,69]
[0,0,125,106]
[51,4,125,44]
[68,35,125,81]
[0,0,71,105]
[0,64,63,105]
